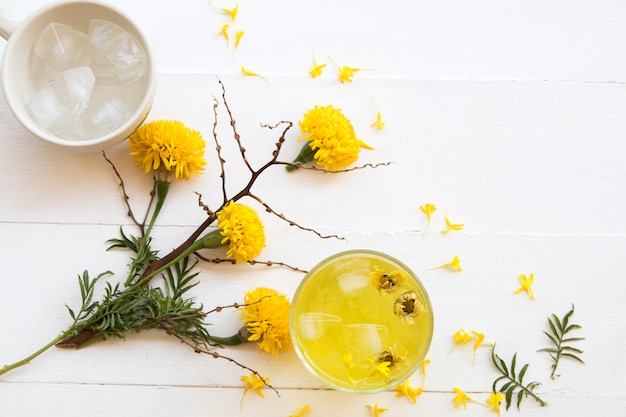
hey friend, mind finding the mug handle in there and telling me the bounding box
[0,9,20,40]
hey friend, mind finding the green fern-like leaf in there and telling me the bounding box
[491,346,547,410]
[538,304,585,379]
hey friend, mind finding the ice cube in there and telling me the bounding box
[28,66,96,136]
[28,86,74,134]
[298,313,342,341]
[337,272,369,294]
[51,66,96,115]
[75,88,130,138]
[88,20,146,84]
[87,19,125,48]
[33,22,88,71]
[342,323,388,360]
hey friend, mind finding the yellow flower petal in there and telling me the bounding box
[239,287,292,356]
[128,120,206,182]
[514,273,536,300]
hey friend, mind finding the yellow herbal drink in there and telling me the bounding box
[291,250,433,393]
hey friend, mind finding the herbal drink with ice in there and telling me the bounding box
[291,251,433,393]
[27,19,147,140]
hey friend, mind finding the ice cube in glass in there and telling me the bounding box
[28,86,73,134]
[88,19,146,84]
[33,22,88,71]
[298,313,342,341]
[51,66,96,115]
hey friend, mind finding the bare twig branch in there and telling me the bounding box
[247,193,346,241]
[102,151,146,234]
[151,319,279,396]
[218,79,254,173]
[278,161,394,173]
[194,253,308,273]
[260,121,293,161]
[194,191,215,217]
[211,95,228,204]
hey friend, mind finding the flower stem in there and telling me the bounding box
[144,181,170,239]
[285,142,315,171]
[1,330,73,376]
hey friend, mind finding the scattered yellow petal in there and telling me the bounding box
[241,66,269,83]
[240,372,268,409]
[370,108,385,129]
[429,255,462,274]
[215,3,239,21]
[367,358,392,378]
[367,403,388,417]
[453,328,472,345]
[393,378,423,404]
[289,404,310,417]
[343,353,357,369]
[220,24,230,43]
[514,273,535,299]
[452,387,473,409]
[235,29,244,49]
[420,358,431,385]
[338,65,366,83]
[441,212,464,233]
[420,203,437,235]
[471,330,487,366]
[309,47,326,78]
[486,392,505,417]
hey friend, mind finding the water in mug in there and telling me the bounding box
[27,20,146,140]
[292,254,432,392]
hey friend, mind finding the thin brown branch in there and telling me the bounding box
[102,151,145,233]
[218,79,254,173]
[260,121,293,161]
[194,191,215,217]
[211,95,228,204]
[248,193,346,241]
[151,319,279,396]
[278,160,394,173]
[194,253,308,273]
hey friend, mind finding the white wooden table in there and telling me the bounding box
[1,1,625,416]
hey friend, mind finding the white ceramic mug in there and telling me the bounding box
[0,1,157,152]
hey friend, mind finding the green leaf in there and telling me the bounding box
[540,304,585,379]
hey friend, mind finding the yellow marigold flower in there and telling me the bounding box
[452,387,473,409]
[393,290,425,324]
[394,378,423,404]
[240,287,292,356]
[441,212,464,233]
[367,403,388,417]
[216,201,266,263]
[514,273,535,300]
[292,104,371,171]
[420,203,437,235]
[128,119,206,182]
[289,405,310,417]
[486,391,505,416]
